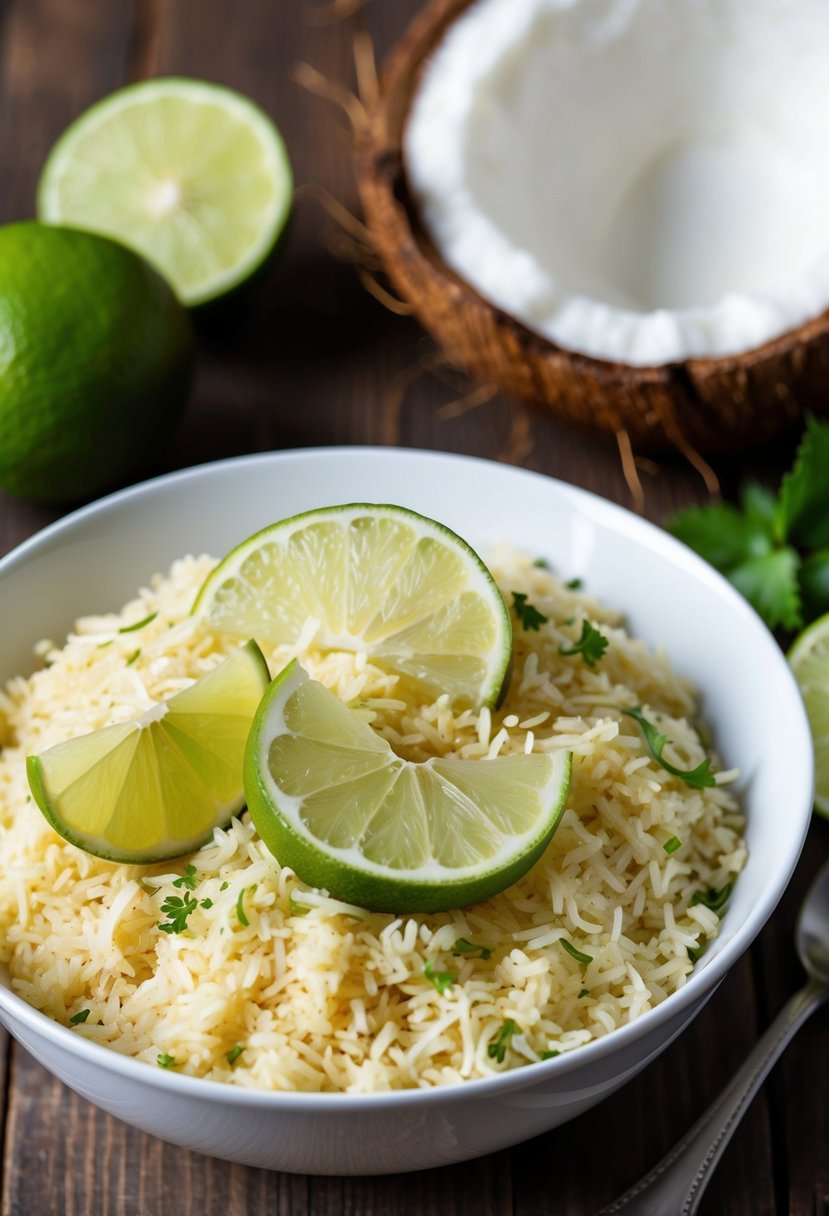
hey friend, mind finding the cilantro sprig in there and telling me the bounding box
[622,707,716,790]
[559,620,608,668]
[512,592,548,632]
[423,959,456,994]
[158,892,198,934]
[691,883,733,914]
[667,416,829,632]
[452,937,493,960]
[487,1019,518,1063]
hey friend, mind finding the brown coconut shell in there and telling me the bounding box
[356,0,829,453]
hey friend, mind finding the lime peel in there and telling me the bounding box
[194,502,513,710]
[27,640,271,863]
[244,660,572,913]
[38,77,293,307]
[789,611,829,819]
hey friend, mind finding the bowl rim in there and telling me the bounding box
[0,445,814,1109]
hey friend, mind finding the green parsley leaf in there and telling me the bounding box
[451,937,493,960]
[487,1019,518,1064]
[172,863,198,891]
[687,944,705,964]
[236,887,250,927]
[69,1009,90,1025]
[533,557,551,570]
[220,881,229,891]
[158,892,198,934]
[512,592,548,631]
[776,416,829,549]
[578,987,590,998]
[226,1044,244,1066]
[540,1049,561,1060]
[559,620,608,668]
[125,649,141,666]
[200,898,213,909]
[663,836,682,855]
[729,548,802,632]
[157,1053,176,1068]
[423,959,456,994]
[559,939,593,965]
[566,577,583,590]
[118,611,158,634]
[691,883,733,914]
[622,707,717,789]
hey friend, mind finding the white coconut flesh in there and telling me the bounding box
[404,0,829,366]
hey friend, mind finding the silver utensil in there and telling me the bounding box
[600,859,829,1216]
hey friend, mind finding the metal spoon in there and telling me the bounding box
[600,859,829,1216]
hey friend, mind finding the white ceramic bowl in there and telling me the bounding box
[0,447,813,1175]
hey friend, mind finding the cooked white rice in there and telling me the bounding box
[0,547,746,1092]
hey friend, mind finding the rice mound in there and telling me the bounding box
[0,548,746,1092]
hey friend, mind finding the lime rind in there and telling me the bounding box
[27,640,271,863]
[789,612,829,819]
[194,503,512,710]
[244,660,572,913]
[37,77,293,307]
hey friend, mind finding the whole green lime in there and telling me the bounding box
[0,222,194,503]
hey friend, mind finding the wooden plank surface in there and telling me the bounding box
[0,1,826,1212]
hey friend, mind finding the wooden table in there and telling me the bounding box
[0,2,827,1212]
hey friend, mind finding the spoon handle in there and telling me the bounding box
[599,979,828,1216]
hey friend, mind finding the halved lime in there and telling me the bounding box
[789,613,829,819]
[37,78,292,306]
[244,661,571,912]
[194,503,512,709]
[27,641,271,862]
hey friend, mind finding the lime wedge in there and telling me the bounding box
[789,613,829,819]
[37,78,292,306]
[194,503,512,709]
[244,660,571,912]
[27,641,271,862]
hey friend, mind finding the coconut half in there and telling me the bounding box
[357,0,829,450]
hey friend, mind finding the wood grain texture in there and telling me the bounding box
[0,1,823,1213]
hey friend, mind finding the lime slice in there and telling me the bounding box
[37,78,292,306]
[194,503,512,709]
[244,660,571,912]
[789,613,829,819]
[27,641,271,863]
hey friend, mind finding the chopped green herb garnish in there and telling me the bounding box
[157,1053,176,1068]
[118,611,158,634]
[559,939,593,966]
[540,1049,561,1060]
[578,988,590,999]
[69,1009,90,1025]
[566,577,583,590]
[220,881,229,891]
[622,707,716,789]
[226,1043,244,1065]
[487,1019,518,1063]
[236,887,250,927]
[452,937,493,960]
[423,959,456,994]
[158,892,198,934]
[97,640,113,649]
[559,619,608,667]
[691,883,733,914]
[125,649,141,666]
[172,863,198,891]
[687,944,705,964]
[663,836,682,855]
[200,898,213,910]
[533,557,551,570]
[512,592,549,632]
